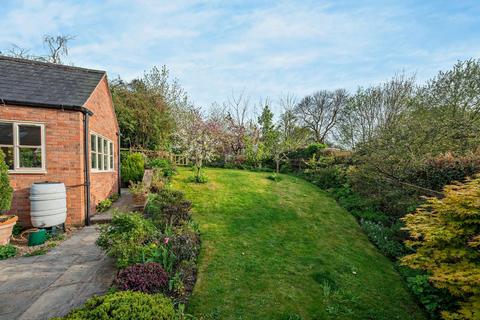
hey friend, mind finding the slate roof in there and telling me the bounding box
[0,55,105,110]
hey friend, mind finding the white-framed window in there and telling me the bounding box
[0,120,46,173]
[91,132,114,172]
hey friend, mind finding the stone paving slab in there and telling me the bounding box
[90,188,140,225]
[0,226,115,320]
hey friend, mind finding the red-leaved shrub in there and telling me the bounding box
[114,262,168,294]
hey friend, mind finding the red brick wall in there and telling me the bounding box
[1,76,119,226]
[0,105,85,226]
[85,76,120,215]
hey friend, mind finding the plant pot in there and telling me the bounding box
[0,215,18,245]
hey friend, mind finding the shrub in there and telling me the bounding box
[148,158,176,178]
[171,222,200,263]
[408,152,480,191]
[110,193,120,202]
[0,150,13,211]
[129,181,148,198]
[140,238,177,274]
[304,166,346,189]
[150,169,167,193]
[169,272,186,298]
[187,173,208,183]
[145,190,192,229]
[267,173,282,182]
[114,262,169,294]
[402,176,480,319]
[121,152,144,184]
[287,143,327,160]
[96,211,158,268]
[176,259,197,296]
[96,198,112,213]
[54,291,176,320]
[0,244,17,260]
[397,265,457,319]
[360,220,404,259]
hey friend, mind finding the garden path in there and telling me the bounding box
[0,226,115,320]
[90,188,139,224]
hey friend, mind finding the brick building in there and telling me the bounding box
[0,56,120,226]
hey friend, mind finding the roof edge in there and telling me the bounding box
[1,99,93,115]
[0,55,106,75]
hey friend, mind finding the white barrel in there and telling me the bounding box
[30,182,67,228]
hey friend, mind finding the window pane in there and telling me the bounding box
[109,142,113,157]
[99,150,104,170]
[19,147,42,168]
[103,139,108,156]
[0,146,13,170]
[0,123,13,145]
[110,155,114,170]
[98,136,103,154]
[91,151,97,169]
[91,135,97,152]
[103,154,108,170]
[19,125,41,146]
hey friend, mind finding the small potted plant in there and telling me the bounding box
[129,181,148,206]
[0,150,15,245]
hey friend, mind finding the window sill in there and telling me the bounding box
[91,170,116,173]
[8,170,47,175]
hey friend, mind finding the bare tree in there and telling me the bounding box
[222,91,253,156]
[335,74,415,149]
[1,44,35,59]
[42,34,75,64]
[294,89,348,143]
[1,34,75,65]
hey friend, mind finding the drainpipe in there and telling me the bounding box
[117,132,121,196]
[81,107,94,226]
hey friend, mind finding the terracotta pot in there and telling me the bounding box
[0,215,18,245]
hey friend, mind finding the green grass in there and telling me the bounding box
[173,168,425,320]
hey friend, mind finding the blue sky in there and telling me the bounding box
[1,0,480,110]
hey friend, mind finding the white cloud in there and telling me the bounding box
[1,0,479,108]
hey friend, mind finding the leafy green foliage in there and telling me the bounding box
[142,241,177,274]
[111,66,178,150]
[360,220,404,259]
[12,223,23,236]
[170,222,200,263]
[25,248,48,256]
[187,172,209,183]
[147,158,176,177]
[96,198,112,213]
[266,173,282,182]
[53,291,176,320]
[397,265,457,319]
[128,181,148,197]
[402,177,480,319]
[120,152,145,184]
[0,244,17,260]
[96,211,158,268]
[145,189,192,229]
[0,150,13,211]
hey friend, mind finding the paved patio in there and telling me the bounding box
[0,226,115,320]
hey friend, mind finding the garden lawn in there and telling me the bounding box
[173,168,425,320]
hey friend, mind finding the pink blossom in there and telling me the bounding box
[163,237,170,245]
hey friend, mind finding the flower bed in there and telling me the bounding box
[58,160,199,318]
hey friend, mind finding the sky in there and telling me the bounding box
[1,0,480,110]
